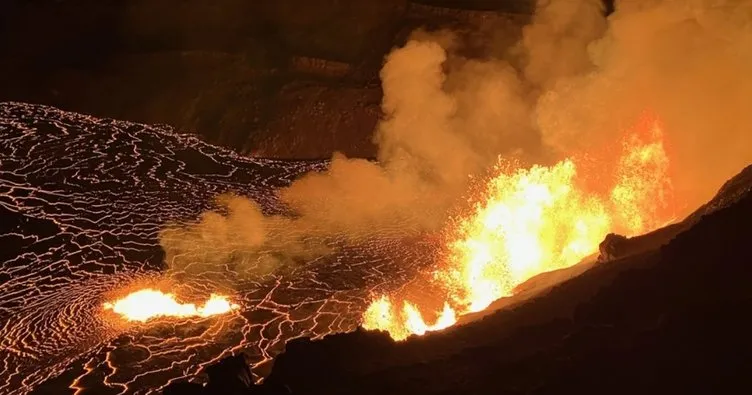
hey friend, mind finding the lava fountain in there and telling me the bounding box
[363,116,674,340]
[103,289,239,322]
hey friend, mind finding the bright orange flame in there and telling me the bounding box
[443,159,612,313]
[363,118,674,340]
[362,296,457,341]
[103,289,239,322]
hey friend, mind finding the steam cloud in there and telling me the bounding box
[161,0,752,276]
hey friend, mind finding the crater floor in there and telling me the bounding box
[0,102,434,395]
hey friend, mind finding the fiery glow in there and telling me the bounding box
[363,118,674,340]
[363,296,457,340]
[103,289,239,322]
[443,159,612,313]
[611,118,673,235]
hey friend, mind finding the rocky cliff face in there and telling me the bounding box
[0,0,531,158]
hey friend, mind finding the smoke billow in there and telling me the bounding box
[161,0,752,276]
[537,0,752,212]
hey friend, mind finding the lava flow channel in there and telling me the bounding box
[363,116,675,340]
[103,289,239,322]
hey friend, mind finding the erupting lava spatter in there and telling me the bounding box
[363,118,674,340]
[103,289,239,322]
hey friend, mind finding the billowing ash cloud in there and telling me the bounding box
[161,0,752,275]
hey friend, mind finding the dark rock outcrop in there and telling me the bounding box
[596,232,629,262]
[204,354,255,394]
[162,354,291,395]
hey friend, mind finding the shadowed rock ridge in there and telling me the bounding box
[163,355,291,395]
[164,163,752,394]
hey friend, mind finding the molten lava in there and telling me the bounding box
[363,117,674,340]
[103,289,239,322]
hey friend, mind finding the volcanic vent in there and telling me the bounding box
[362,115,675,340]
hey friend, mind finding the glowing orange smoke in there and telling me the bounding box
[611,118,674,234]
[103,289,239,322]
[363,117,673,340]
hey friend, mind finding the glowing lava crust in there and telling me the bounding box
[362,116,675,340]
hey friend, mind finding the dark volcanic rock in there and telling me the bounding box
[596,232,629,262]
[251,83,382,158]
[686,163,752,224]
[162,354,292,395]
[0,0,533,158]
[259,164,752,394]
[204,354,255,394]
[163,382,204,395]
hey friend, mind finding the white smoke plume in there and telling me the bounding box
[161,0,752,274]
